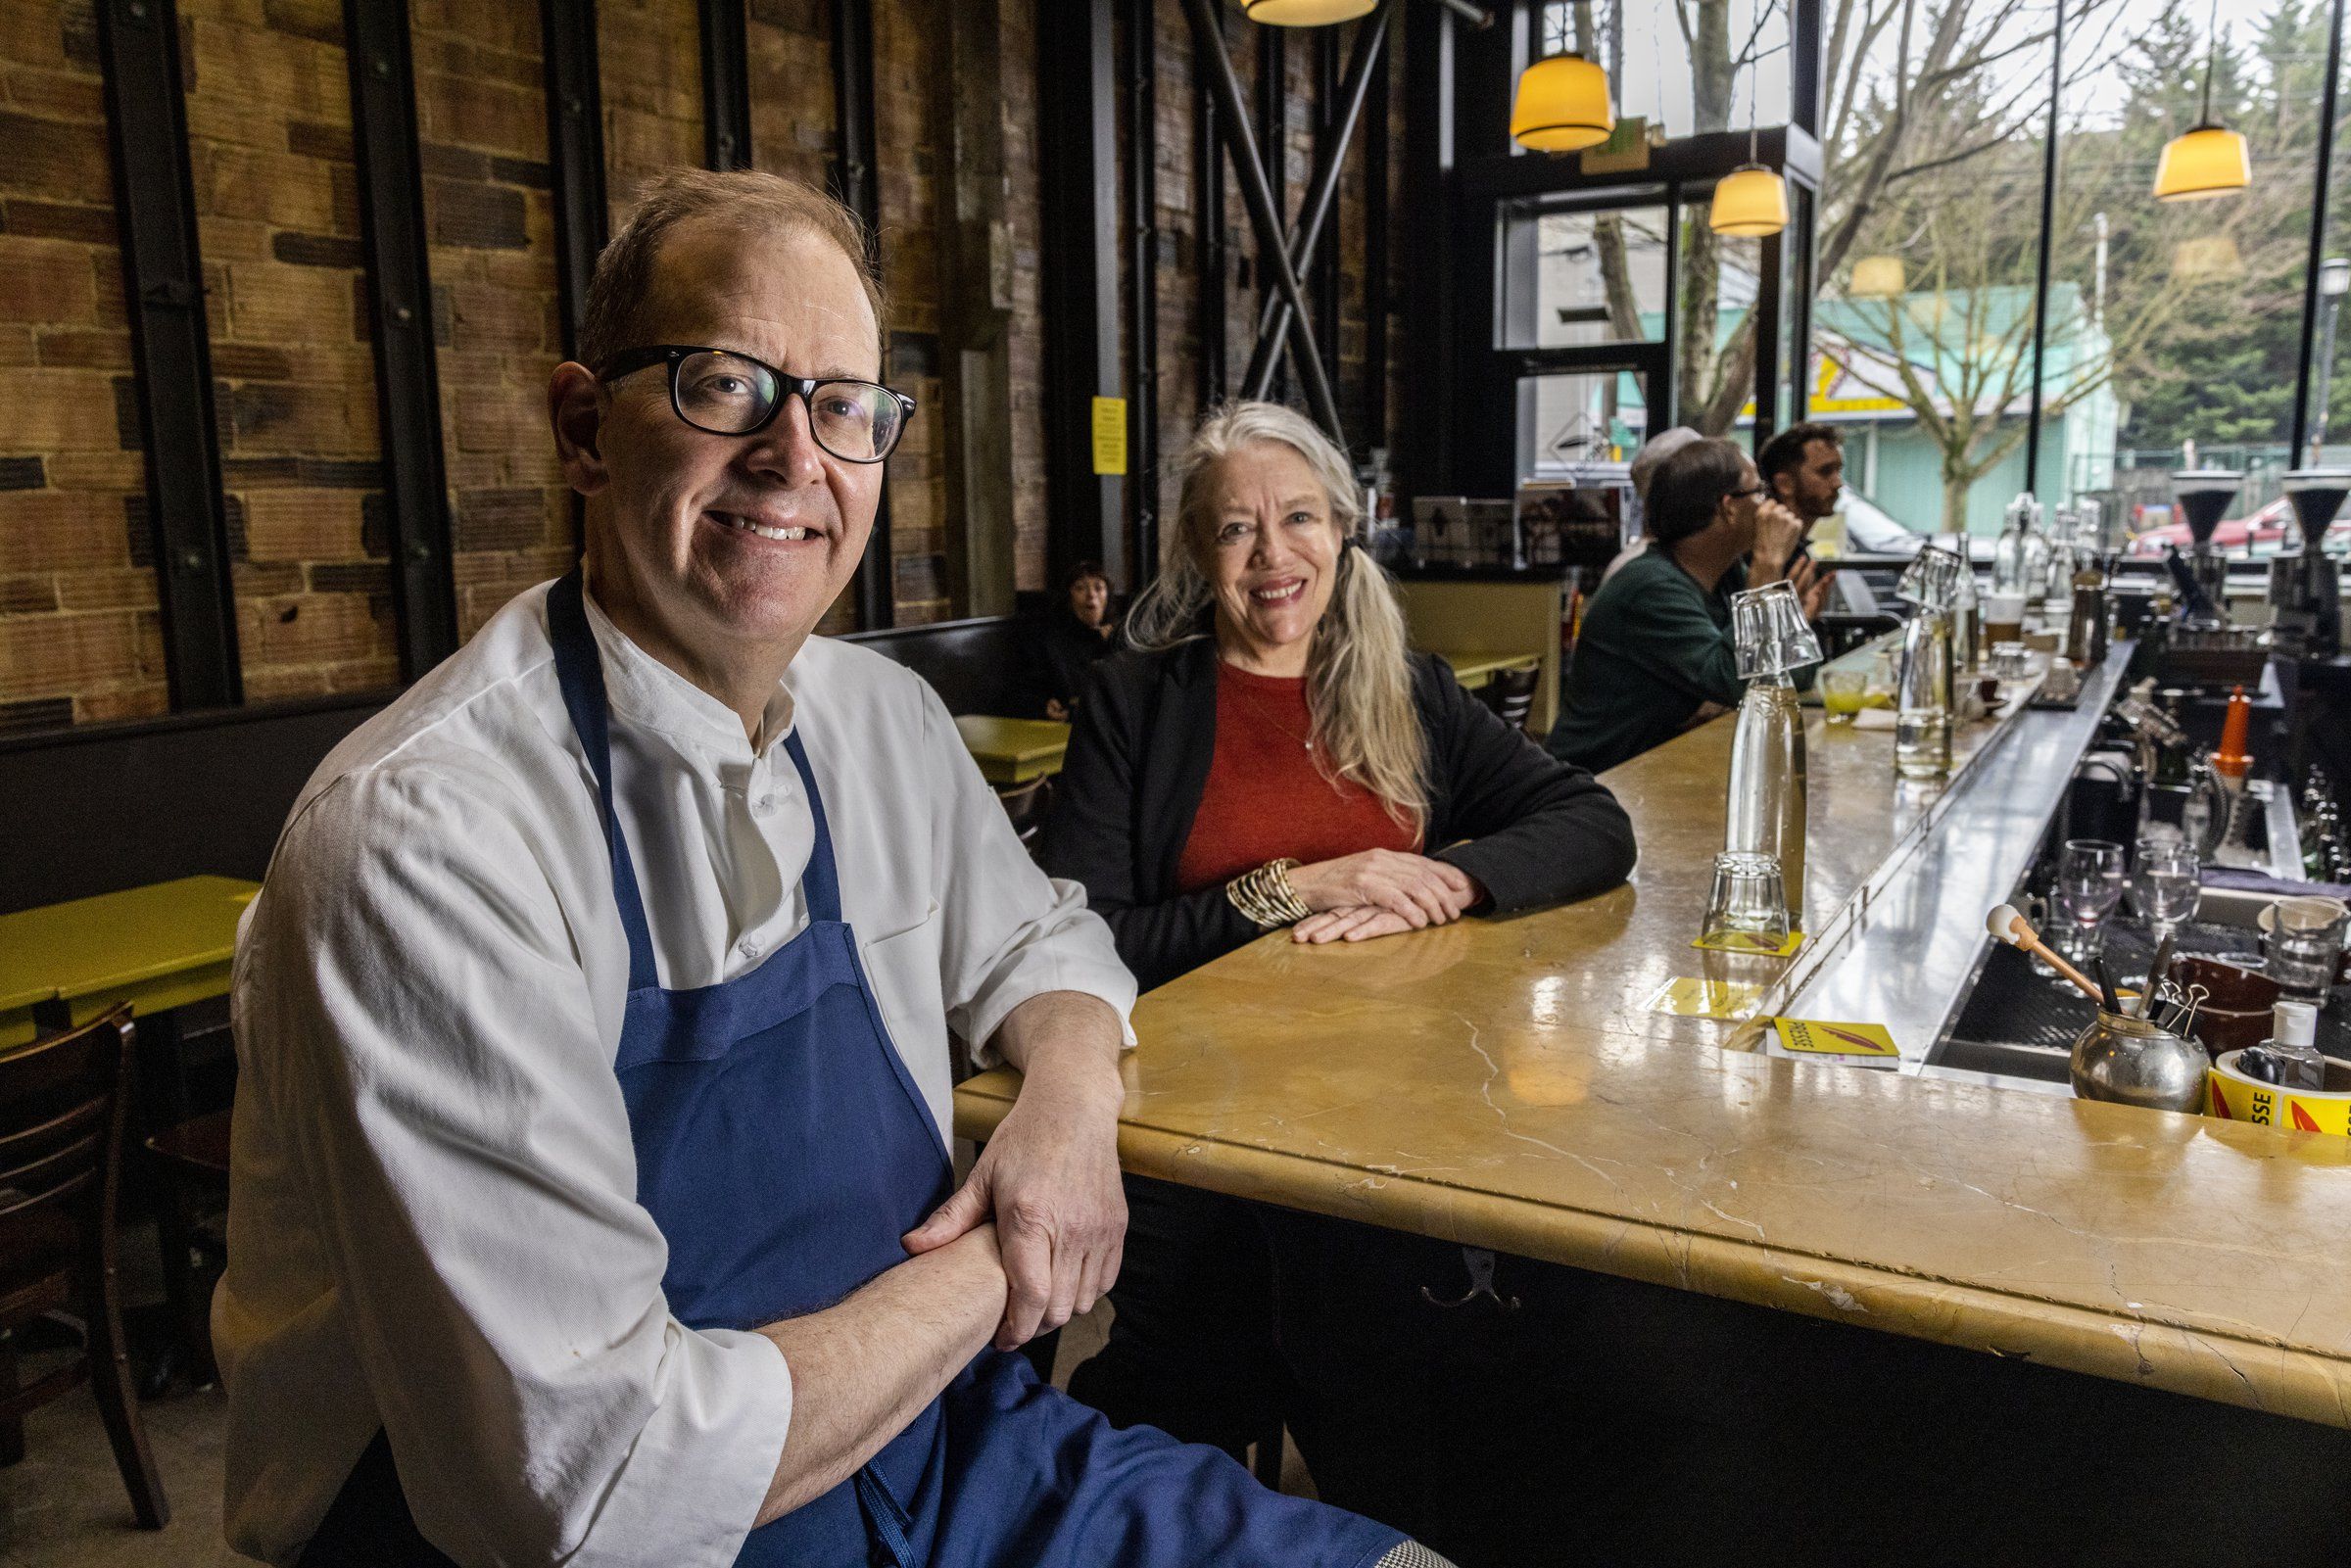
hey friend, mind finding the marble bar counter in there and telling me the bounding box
[956,643,2351,1427]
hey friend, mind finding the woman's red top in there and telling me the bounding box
[1175,662,1421,894]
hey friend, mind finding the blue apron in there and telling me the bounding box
[301,572,1404,1568]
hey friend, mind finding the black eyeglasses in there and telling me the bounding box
[1728,484,1769,500]
[598,345,916,463]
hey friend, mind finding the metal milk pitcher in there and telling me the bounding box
[2070,1009,2208,1114]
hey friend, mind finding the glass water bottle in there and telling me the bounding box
[1990,493,2049,604]
[1724,672,1808,919]
[1895,607,1954,780]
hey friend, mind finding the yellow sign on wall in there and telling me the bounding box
[1091,396,1128,476]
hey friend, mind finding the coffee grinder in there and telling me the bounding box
[2170,469,2242,627]
[2271,468,2346,658]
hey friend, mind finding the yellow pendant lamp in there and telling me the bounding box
[2154,125,2251,202]
[1849,255,1905,297]
[1709,55,1786,237]
[1240,0,1376,23]
[1511,52,1614,153]
[1711,165,1789,236]
[2155,2,2250,201]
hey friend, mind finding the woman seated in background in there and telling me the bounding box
[1548,435,1832,776]
[1023,558,1120,720]
[1036,400,1637,1475]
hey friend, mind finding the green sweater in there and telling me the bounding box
[1549,551,1797,775]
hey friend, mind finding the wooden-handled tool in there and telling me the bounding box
[1986,904,2107,1006]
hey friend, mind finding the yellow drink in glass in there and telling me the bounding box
[1821,668,1868,725]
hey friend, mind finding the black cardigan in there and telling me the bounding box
[1036,639,1640,992]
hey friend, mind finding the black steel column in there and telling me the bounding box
[1128,0,1162,580]
[542,0,609,358]
[1038,0,1128,588]
[698,0,750,170]
[1196,9,1229,407]
[1182,0,1343,441]
[1363,5,1390,457]
[1791,0,1823,135]
[2292,0,2348,460]
[1399,0,1456,500]
[829,0,889,626]
[2022,0,2066,495]
[97,0,239,709]
[1240,1,1392,402]
[1256,23,1286,403]
[1754,223,1784,444]
[1313,26,1342,404]
[344,0,457,676]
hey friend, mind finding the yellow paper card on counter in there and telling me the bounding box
[1645,977,1763,1020]
[1691,928,1805,957]
[1772,1018,1900,1058]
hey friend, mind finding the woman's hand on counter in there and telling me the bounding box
[1287,849,1481,930]
[1293,906,1415,943]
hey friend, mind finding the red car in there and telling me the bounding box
[2129,497,2351,559]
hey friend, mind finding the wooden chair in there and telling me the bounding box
[145,1107,232,1389]
[0,1007,168,1528]
[1480,663,1541,736]
[995,775,1054,848]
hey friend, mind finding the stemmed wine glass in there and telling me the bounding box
[2054,838,2126,962]
[2130,837,2201,945]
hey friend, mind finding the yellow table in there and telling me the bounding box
[0,876,261,1040]
[1434,649,1542,691]
[954,715,1071,785]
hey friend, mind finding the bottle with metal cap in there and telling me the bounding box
[2238,1001,2326,1091]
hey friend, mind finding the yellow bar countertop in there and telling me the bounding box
[0,875,260,1028]
[958,650,2351,1428]
[954,715,1071,785]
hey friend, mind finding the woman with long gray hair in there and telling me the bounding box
[1036,401,1637,1490]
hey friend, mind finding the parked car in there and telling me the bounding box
[2128,496,2351,559]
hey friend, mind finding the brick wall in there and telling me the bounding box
[0,3,166,735]
[0,2,1409,736]
[412,0,574,641]
[185,0,399,703]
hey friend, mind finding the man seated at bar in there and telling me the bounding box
[216,170,1430,1568]
[1548,436,1832,775]
[1037,400,1638,1468]
[1755,419,1845,543]
[1022,557,1121,720]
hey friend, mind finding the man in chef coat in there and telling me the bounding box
[217,168,1431,1568]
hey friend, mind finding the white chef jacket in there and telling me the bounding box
[216,581,1137,1567]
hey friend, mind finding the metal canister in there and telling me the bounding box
[2070,1008,2209,1114]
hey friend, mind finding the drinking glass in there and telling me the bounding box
[1896,539,1967,610]
[1701,851,1791,950]
[2129,838,2200,942]
[1730,580,1824,678]
[1820,667,1867,725]
[2055,838,2126,959]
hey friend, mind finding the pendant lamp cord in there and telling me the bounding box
[2199,0,2220,124]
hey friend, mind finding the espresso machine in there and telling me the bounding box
[2270,468,2346,659]
[2169,468,2242,627]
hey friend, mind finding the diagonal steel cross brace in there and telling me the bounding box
[1240,0,1395,404]
[1180,0,1346,442]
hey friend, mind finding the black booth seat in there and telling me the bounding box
[1,615,1030,915]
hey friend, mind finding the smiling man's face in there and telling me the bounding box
[571,216,884,685]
